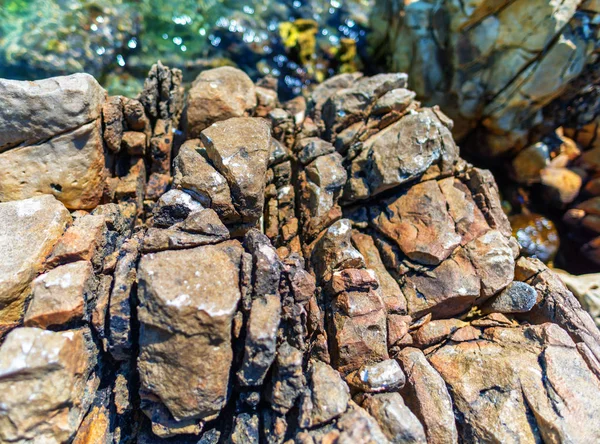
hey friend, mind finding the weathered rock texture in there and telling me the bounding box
[370,0,599,155]
[1,66,600,443]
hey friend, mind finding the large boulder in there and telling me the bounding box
[0,74,106,152]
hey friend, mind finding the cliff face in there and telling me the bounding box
[1,65,600,443]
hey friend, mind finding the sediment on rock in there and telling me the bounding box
[1,65,600,443]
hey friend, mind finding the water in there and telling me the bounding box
[0,0,373,98]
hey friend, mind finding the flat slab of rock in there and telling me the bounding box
[0,195,71,323]
[137,241,243,424]
[0,73,106,152]
[0,327,98,444]
[0,120,106,209]
[201,117,271,224]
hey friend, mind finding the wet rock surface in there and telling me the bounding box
[0,66,600,443]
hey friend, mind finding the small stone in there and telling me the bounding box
[361,393,427,444]
[346,359,406,393]
[122,131,147,156]
[511,142,550,184]
[540,167,583,207]
[47,214,106,267]
[102,96,124,153]
[296,137,335,165]
[186,67,257,137]
[201,117,271,224]
[299,360,351,428]
[482,281,538,314]
[412,319,468,348]
[24,261,95,328]
[152,189,203,228]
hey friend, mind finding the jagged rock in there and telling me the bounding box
[0,195,71,323]
[310,219,365,282]
[411,319,468,348]
[361,393,427,444]
[47,214,106,268]
[137,242,243,427]
[266,343,305,414]
[372,180,461,265]
[102,96,124,153]
[201,117,271,224]
[0,74,106,152]
[230,413,260,444]
[555,270,600,327]
[0,119,106,209]
[107,233,142,361]
[371,0,597,153]
[299,360,351,428]
[296,137,335,165]
[0,327,98,444]
[186,67,257,137]
[329,269,389,373]
[300,151,347,238]
[322,73,407,135]
[24,260,95,328]
[346,108,458,201]
[398,347,458,444]
[2,67,600,444]
[122,131,147,156]
[173,139,239,222]
[429,323,600,443]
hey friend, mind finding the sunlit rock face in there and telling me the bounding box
[370,0,599,155]
[1,64,600,443]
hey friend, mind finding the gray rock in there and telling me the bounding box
[0,73,106,152]
[299,360,351,428]
[201,117,271,224]
[482,281,538,314]
[137,242,243,425]
[173,139,239,222]
[362,393,427,444]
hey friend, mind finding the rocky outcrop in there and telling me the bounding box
[1,66,600,443]
[370,0,599,154]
